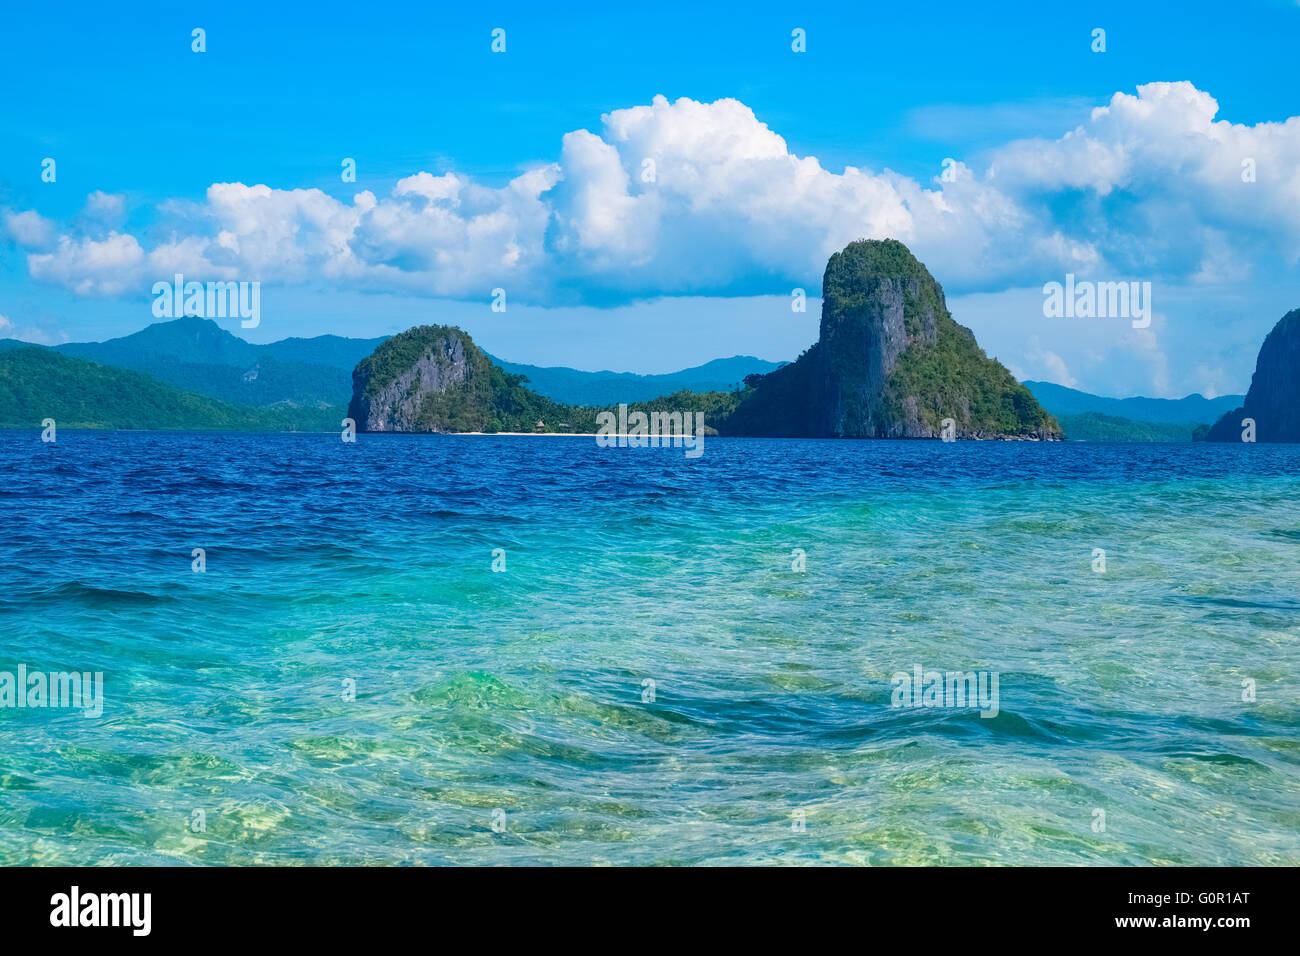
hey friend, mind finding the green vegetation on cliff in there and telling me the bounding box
[351,326,571,431]
[350,326,737,433]
[350,242,1060,440]
[885,320,1054,437]
[723,239,1060,438]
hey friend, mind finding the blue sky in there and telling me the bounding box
[2,0,1299,396]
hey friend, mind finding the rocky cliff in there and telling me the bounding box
[1206,308,1300,442]
[348,325,569,432]
[349,243,1061,440]
[723,239,1061,439]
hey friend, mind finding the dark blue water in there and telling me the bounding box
[1,432,1297,864]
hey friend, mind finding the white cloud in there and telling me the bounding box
[987,83,1300,279]
[6,83,1300,308]
[81,191,126,225]
[0,311,63,345]
[27,232,146,296]
[3,209,55,249]
[1025,339,1078,388]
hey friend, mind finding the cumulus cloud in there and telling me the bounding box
[28,232,146,296]
[6,83,1299,305]
[987,83,1300,279]
[81,191,127,225]
[4,209,55,249]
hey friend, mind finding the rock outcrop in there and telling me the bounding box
[348,325,572,433]
[349,243,1062,440]
[349,327,473,431]
[1206,308,1300,442]
[723,239,1061,439]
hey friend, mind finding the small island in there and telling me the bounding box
[347,239,1062,440]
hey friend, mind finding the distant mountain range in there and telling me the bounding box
[0,315,1259,440]
[0,347,338,431]
[485,354,784,406]
[1,317,386,409]
[1023,381,1242,425]
[0,319,779,411]
[1018,381,1245,442]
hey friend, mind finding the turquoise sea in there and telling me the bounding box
[1,432,1297,865]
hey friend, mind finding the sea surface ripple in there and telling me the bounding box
[1,432,1297,865]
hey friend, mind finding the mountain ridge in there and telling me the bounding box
[0,320,780,411]
[0,346,340,431]
[2,318,387,409]
[2,318,1242,427]
[1024,380,1242,424]
[485,353,783,405]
